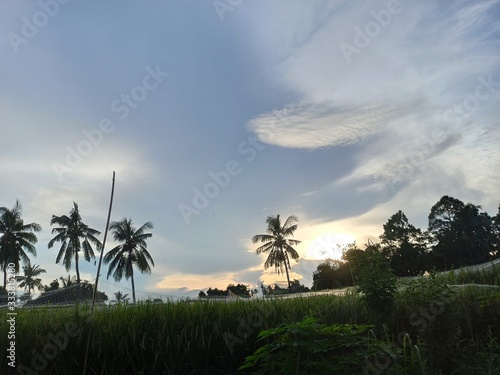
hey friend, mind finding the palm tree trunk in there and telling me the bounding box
[74,250,82,302]
[75,251,81,284]
[130,268,136,304]
[283,250,292,291]
[284,265,291,291]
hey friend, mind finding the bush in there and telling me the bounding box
[353,245,397,322]
[239,317,401,374]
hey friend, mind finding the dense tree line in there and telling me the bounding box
[198,280,310,298]
[199,283,255,298]
[264,279,310,295]
[313,195,500,290]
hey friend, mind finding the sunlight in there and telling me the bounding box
[156,272,238,290]
[305,232,356,261]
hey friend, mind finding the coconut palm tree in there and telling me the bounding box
[16,264,46,295]
[59,274,77,288]
[48,202,102,284]
[104,218,154,303]
[112,290,130,304]
[252,214,301,291]
[0,200,41,288]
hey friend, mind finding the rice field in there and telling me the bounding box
[1,270,500,374]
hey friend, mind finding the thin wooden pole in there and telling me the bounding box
[82,171,116,374]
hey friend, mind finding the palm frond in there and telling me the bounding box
[252,214,301,287]
[105,219,154,283]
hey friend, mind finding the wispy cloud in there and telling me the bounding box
[248,101,401,149]
[299,190,318,197]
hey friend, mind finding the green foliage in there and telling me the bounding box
[353,243,397,319]
[202,282,306,298]
[456,264,500,285]
[289,279,310,293]
[145,297,163,303]
[452,330,500,375]
[400,271,455,304]
[112,290,129,304]
[44,279,60,291]
[263,280,310,295]
[264,283,288,295]
[428,195,496,269]
[1,289,499,374]
[59,274,77,288]
[206,287,227,296]
[239,317,398,374]
[227,283,251,296]
[380,210,429,276]
[312,259,354,290]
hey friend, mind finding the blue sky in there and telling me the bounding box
[1,0,499,300]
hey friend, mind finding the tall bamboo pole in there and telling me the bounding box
[82,171,115,374]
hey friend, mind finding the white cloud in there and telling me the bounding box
[248,101,401,149]
[299,190,318,197]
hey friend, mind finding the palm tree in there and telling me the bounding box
[112,290,130,304]
[48,202,102,284]
[0,200,41,288]
[16,264,46,295]
[252,214,301,291]
[59,274,77,288]
[104,218,154,303]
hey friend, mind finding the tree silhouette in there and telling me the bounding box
[59,274,77,288]
[112,290,130,304]
[48,202,101,284]
[380,210,429,276]
[44,279,60,292]
[104,218,154,303]
[252,214,301,291]
[0,200,41,287]
[312,259,354,290]
[494,204,500,258]
[428,196,494,268]
[16,264,46,295]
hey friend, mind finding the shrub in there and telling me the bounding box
[353,245,397,323]
[239,317,400,374]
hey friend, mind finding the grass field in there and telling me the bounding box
[1,268,500,374]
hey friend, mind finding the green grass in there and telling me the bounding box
[1,296,363,374]
[1,270,500,374]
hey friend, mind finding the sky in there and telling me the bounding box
[1,0,499,300]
